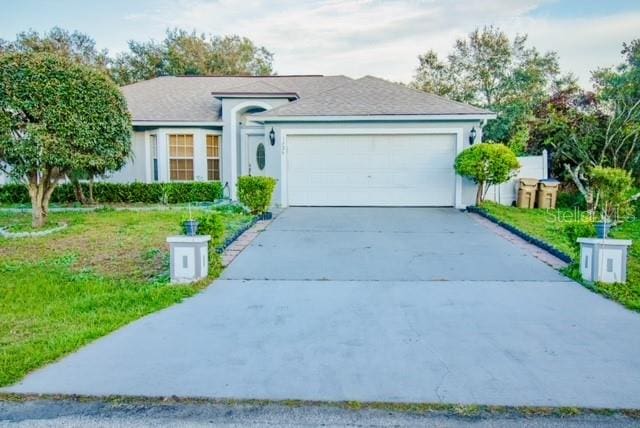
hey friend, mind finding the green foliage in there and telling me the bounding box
[237,176,277,214]
[159,182,224,204]
[0,27,109,70]
[455,144,520,204]
[412,26,562,146]
[526,87,605,179]
[0,182,223,204]
[556,191,587,210]
[530,39,640,186]
[505,125,529,156]
[110,29,274,85]
[590,167,634,221]
[0,52,132,179]
[480,202,580,259]
[562,221,595,252]
[182,211,226,247]
[0,52,132,226]
[0,27,275,86]
[0,184,29,204]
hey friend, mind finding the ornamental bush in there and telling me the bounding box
[0,53,132,227]
[562,221,595,252]
[237,176,277,214]
[590,167,634,222]
[182,211,226,247]
[454,143,520,205]
[0,182,223,205]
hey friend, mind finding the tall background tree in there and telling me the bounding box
[0,53,132,227]
[529,39,640,207]
[412,26,563,151]
[0,27,109,69]
[1,27,275,86]
[110,29,274,85]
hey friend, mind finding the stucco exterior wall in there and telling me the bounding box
[261,120,484,208]
[101,131,147,183]
[220,98,290,199]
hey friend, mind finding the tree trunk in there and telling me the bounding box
[564,163,594,210]
[30,192,46,228]
[475,182,484,206]
[71,176,87,205]
[27,170,58,228]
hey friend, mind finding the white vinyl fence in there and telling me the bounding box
[484,150,548,206]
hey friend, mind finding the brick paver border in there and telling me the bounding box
[468,212,569,269]
[221,219,272,267]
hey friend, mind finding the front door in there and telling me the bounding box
[241,127,266,177]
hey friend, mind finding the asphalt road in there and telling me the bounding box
[1,399,638,427]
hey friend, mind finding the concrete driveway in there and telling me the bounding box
[5,208,640,408]
[222,208,564,281]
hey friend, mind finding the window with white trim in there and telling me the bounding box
[169,134,194,181]
[149,134,158,181]
[206,135,221,181]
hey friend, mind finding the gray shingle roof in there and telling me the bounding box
[122,75,352,122]
[218,80,292,92]
[121,75,492,122]
[256,76,493,117]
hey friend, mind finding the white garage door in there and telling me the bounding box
[287,133,457,206]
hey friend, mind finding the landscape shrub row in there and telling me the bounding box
[0,182,223,204]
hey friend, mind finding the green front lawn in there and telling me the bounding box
[481,202,640,312]
[0,207,253,387]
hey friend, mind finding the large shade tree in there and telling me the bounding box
[0,53,132,227]
[0,27,109,69]
[412,26,562,147]
[110,29,274,85]
[1,27,116,204]
[527,39,640,208]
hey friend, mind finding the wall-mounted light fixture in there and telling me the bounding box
[469,127,477,145]
[269,127,276,146]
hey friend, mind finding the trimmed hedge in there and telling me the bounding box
[237,176,277,214]
[0,182,223,204]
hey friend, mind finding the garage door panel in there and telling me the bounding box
[287,133,456,206]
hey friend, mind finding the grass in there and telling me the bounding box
[0,207,254,387]
[480,202,587,259]
[480,202,640,312]
[1,394,639,419]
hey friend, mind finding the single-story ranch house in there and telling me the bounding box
[110,74,498,208]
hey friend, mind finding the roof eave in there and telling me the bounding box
[211,92,299,101]
[132,120,224,127]
[248,113,497,123]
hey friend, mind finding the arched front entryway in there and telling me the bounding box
[224,101,272,200]
[237,106,267,177]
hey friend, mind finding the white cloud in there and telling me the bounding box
[124,0,637,88]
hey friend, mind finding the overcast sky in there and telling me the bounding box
[2,0,639,88]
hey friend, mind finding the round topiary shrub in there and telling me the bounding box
[454,143,520,205]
